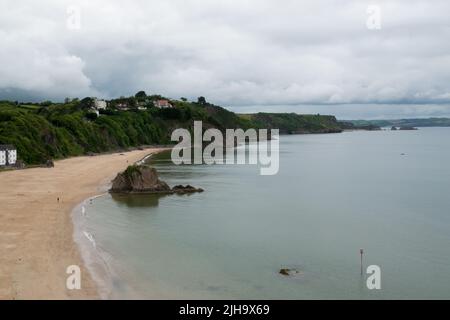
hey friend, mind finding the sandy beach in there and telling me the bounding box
[0,147,168,300]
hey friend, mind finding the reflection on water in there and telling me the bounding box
[111,191,205,208]
[111,193,166,208]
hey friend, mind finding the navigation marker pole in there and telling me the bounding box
[360,248,364,275]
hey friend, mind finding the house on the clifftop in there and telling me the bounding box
[153,99,173,109]
[0,145,17,166]
[89,98,107,116]
[93,98,107,110]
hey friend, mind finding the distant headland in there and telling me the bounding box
[349,118,450,128]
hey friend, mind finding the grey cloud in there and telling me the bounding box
[0,0,450,118]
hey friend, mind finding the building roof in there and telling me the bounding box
[154,99,172,106]
[0,145,15,150]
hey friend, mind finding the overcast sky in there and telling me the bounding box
[1,0,450,119]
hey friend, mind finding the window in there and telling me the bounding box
[0,151,6,166]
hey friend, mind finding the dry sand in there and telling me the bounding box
[0,148,168,300]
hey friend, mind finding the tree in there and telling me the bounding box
[40,100,52,107]
[180,97,187,102]
[197,96,207,105]
[85,112,98,121]
[128,97,137,108]
[135,91,147,99]
[80,97,94,109]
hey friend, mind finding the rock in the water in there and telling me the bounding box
[279,268,301,276]
[110,165,171,193]
[172,185,204,194]
[110,164,204,195]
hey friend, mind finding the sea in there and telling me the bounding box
[73,127,450,299]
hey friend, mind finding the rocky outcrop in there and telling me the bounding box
[279,268,302,277]
[110,165,203,194]
[110,165,171,193]
[172,185,204,194]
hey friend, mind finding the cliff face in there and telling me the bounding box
[110,165,170,193]
[241,113,344,134]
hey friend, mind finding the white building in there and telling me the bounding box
[116,102,129,110]
[87,98,107,117]
[93,98,107,110]
[0,145,17,166]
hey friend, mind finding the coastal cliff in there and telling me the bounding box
[239,113,344,134]
[0,96,353,165]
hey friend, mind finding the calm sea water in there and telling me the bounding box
[77,128,450,299]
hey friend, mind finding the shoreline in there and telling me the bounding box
[71,196,140,299]
[0,147,169,299]
[71,151,167,299]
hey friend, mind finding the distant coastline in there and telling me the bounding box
[347,117,450,128]
[0,95,374,167]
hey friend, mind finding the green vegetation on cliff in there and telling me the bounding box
[0,101,169,164]
[0,95,346,165]
[240,113,343,134]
